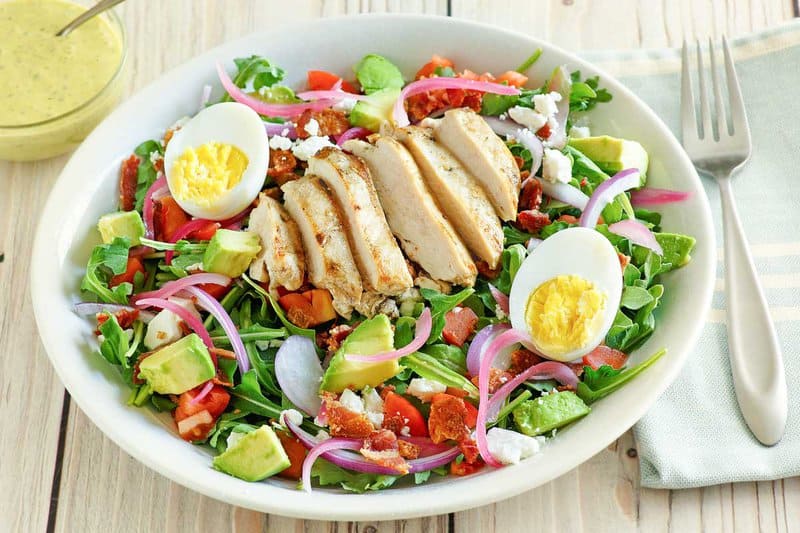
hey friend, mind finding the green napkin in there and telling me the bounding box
[578,21,800,488]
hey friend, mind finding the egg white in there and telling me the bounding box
[164,102,269,220]
[508,227,623,362]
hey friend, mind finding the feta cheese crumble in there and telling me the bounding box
[533,91,562,117]
[508,106,547,132]
[333,98,357,112]
[541,148,573,184]
[486,427,546,464]
[363,387,384,429]
[303,118,320,137]
[338,388,364,413]
[269,134,293,151]
[569,125,591,139]
[143,297,200,350]
[291,135,335,161]
[279,409,303,427]
[407,378,447,402]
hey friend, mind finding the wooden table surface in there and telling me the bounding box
[2,1,798,531]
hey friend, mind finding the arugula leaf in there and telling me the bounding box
[207,412,256,452]
[503,225,534,246]
[577,348,667,404]
[80,237,133,304]
[516,48,543,73]
[401,352,478,400]
[539,220,570,240]
[150,394,177,412]
[620,286,654,310]
[419,344,468,375]
[507,142,533,171]
[230,370,283,419]
[242,273,316,340]
[132,140,164,212]
[569,71,612,113]
[97,313,130,367]
[310,459,399,493]
[420,286,475,343]
[223,56,285,101]
[245,342,282,398]
[494,244,527,294]
[394,316,416,349]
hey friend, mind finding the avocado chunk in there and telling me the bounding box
[512,391,590,436]
[212,425,290,482]
[631,232,696,270]
[97,211,145,246]
[354,54,404,94]
[138,333,215,394]
[349,88,402,132]
[569,135,649,178]
[320,314,399,393]
[202,228,261,278]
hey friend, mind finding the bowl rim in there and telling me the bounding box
[30,13,716,520]
[0,1,128,130]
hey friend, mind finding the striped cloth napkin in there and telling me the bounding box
[581,22,800,488]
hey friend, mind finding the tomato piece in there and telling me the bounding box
[462,400,478,429]
[278,293,316,329]
[110,257,145,287]
[415,54,455,79]
[276,431,307,480]
[557,214,579,224]
[450,457,484,476]
[583,345,628,370]
[307,70,357,93]
[196,281,231,301]
[383,391,428,437]
[155,196,190,241]
[187,220,220,241]
[119,155,139,212]
[496,70,528,88]
[536,122,551,139]
[517,209,551,234]
[302,288,337,325]
[441,307,479,347]
[173,385,230,442]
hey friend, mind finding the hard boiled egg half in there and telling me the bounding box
[164,102,268,220]
[509,227,622,362]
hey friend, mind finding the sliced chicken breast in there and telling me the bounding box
[394,126,503,268]
[344,137,477,287]
[309,147,412,295]
[281,176,362,318]
[247,193,306,294]
[433,108,521,221]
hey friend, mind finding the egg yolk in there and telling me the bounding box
[524,275,606,358]
[170,142,249,207]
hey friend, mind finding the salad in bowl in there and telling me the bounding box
[74,50,695,493]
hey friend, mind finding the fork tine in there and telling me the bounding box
[708,38,727,139]
[722,35,751,140]
[681,40,699,142]
[695,39,713,140]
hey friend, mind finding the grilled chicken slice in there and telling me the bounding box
[309,147,412,295]
[281,176,362,318]
[344,137,477,286]
[433,108,521,221]
[246,193,306,294]
[394,126,503,268]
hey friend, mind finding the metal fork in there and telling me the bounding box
[681,38,787,445]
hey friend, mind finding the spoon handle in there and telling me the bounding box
[56,0,126,37]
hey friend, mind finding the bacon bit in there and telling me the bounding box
[428,393,469,444]
[397,439,421,460]
[119,155,139,211]
[507,348,543,375]
[209,347,237,360]
[557,214,579,224]
[378,385,396,401]
[95,308,140,335]
[445,387,469,399]
[261,187,282,201]
[517,209,551,234]
[579,177,588,187]
[617,251,631,271]
[132,351,155,385]
[405,74,484,123]
[360,429,409,474]
[381,413,406,435]
[513,155,525,170]
[163,128,176,149]
[471,368,514,394]
[324,394,374,438]
[451,457,484,476]
[295,109,350,139]
[458,438,480,464]
[475,260,501,280]
[519,178,543,211]
[570,363,585,377]
[268,149,299,186]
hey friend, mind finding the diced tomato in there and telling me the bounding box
[154,196,190,241]
[536,122,551,139]
[306,70,357,93]
[302,288,337,325]
[450,457,484,476]
[441,307,479,347]
[458,69,494,82]
[110,257,145,287]
[383,391,428,437]
[519,178,543,211]
[462,400,478,429]
[278,293,316,329]
[496,70,528,88]
[197,280,231,301]
[517,209,551,234]
[276,431,307,480]
[173,385,230,442]
[186,220,220,241]
[557,214,579,224]
[415,55,455,79]
[583,345,628,370]
[119,155,139,212]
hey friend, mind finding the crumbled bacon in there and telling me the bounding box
[397,439,420,460]
[382,413,406,435]
[475,260,501,280]
[360,429,409,474]
[405,86,482,123]
[519,178,543,212]
[95,308,140,334]
[119,155,139,211]
[517,209,551,234]
[471,368,513,393]
[458,438,480,464]
[295,109,350,139]
[513,156,526,170]
[428,394,469,444]
[324,394,374,438]
[507,348,543,376]
[617,251,631,271]
[267,149,299,186]
[557,214,579,224]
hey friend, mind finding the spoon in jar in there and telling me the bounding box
[56,0,125,37]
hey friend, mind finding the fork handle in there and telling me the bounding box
[718,177,787,445]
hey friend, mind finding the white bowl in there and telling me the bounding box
[31,14,715,521]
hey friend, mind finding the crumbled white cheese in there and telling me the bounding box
[541,148,573,184]
[291,135,336,161]
[339,388,365,413]
[486,427,546,464]
[569,125,591,138]
[143,296,200,350]
[280,409,304,427]
[533,91,562,117]
[269,135,293,151]
[333,98,357,112]
[495,305,508,320]
[226,430,247,449]
[362,387,385,429]
[508,106,547,132]
[303,118,320,137]
[149,151,163,166]
[400,426,411,437]
[407,378,447,402]
[314,430,331,443]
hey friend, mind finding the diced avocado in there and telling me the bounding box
[138,333,215,394]
[212,425,290,482]
[354,54,404,94]
[349,88,401,132]
[97,211,145,246]
[631,232,696,270]
[320,314,399,393]
[253,85,299,104]
[202,229,261,278]
[568,135,649,177]
[512,391,590,436]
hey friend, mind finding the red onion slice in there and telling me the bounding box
[393,77,520,127]
[536,178,589,211]
[131,273,230,304]
[275,335,323,416]
[344,308,431,362]
[483,117,544,174]
[488,285,510,316]
[579,168,641,229]
[336,127,371,147]
[301,437,365,492]
[630,187,692,206]
[466,323,511,377]
[73,302,155,323]
[217,63,338,118]
[135,297,214,349]
[183,286,249,373]
[189,380,214,405]
[264,121,298,139]
[608,219,664,255]
[546,66,571,150]
[164,218,219,265]
[296,89,369,102]
[142,176,168,239]
[486,361,579,421]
